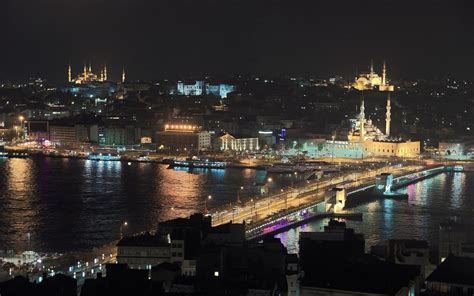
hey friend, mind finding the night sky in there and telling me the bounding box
[3,0,474,82]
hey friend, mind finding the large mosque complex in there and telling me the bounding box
[353,61,395,92]
[302,93,420,159]
[67,62,126,84]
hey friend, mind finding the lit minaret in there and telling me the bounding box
[370,60,374,75]
[83,61,87,76]
[360,97,366,141]
[100,69,104,82]
[88,61,92,73]
[122,68,126,83]
[103,63,108,81]
[385,93,391,136]
[68,63,72,83]
[382,60,387,86]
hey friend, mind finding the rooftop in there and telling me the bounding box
[426,256,474,286]
[117,233,169,247]
[302,258,420,295]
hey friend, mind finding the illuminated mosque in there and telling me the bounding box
[302,93,420,158]
[353,61,394,92]
[68,62,119,84]
[63,61,121,99]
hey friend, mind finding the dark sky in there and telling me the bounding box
[2,0,474,82]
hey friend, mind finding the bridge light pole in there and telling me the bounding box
[204,195,212,214]
[237,186,243,203]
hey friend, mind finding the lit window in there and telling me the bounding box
[214,271,219,277]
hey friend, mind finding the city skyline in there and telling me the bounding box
[3,0,474,82]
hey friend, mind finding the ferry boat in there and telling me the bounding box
[168,158,227,169]
[87,152,121,161]
[0,147,29,158]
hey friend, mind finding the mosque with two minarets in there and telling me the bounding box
[302,61,419,158]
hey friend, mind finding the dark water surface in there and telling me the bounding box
[0,157,270,252]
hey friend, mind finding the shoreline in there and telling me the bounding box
[0,151,267,170]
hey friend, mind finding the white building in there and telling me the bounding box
[219,133,259,151]
[176,80,235,98]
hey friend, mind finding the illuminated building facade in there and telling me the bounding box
[156,124,211,152]
[438,142,466,159]
[219,133,259,151]
[302,95,420,158]
[353,61,394,92]
[176,80,235,98]
[49,125,77,147]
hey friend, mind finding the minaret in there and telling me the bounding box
[88,61,92,74]
[385,93,391,136]
[122,68,126,83]
[360,97,366,141]
[100,69,104,82]
[103,63,108,81]
[382,60,387,86]
[370,60,374,75]
[83,61,87,76]
[68,63,72,83]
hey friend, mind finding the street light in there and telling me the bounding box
[18,116,25,140]
[120,221,128,240]
[237,186,244,203]
[205,195,212,214]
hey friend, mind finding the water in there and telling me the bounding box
[276,171,474,254]
[1,157,471,254]
[0,157,273,252]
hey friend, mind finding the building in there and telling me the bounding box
[49,124,77,148]
[425,256,474,295]
[27,121,49,142]
[116,233,171,269]
[300,262,420,296]
[298,220,421,296]
[176,80,235,98]
[386,239,433,279]
[196,237,290,296]
[219,133,259,151]
[353,61,394,91]
[68,61,108,84]
[299,220,365,270]
[81,264,158,296]
[98,125,140,146]
[439,219,469,263]
[204,222,246,245]
[438,141,466,159]
[302,95,420,158]
[0,274,77,296]
[156,124,211,152]
[157,213,212,236]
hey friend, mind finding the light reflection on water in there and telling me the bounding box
[0,157,270,252]
[276,172,474,254]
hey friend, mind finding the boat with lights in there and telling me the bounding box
[168,158,227,169]
[87,152,121,161]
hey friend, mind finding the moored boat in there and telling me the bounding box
[169,158,227,169]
